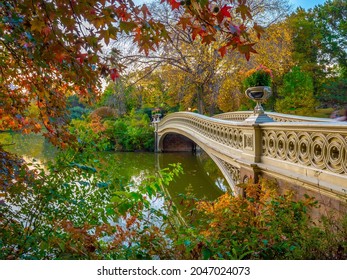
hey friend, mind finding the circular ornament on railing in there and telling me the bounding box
[323,134,346,174]
[238,132,243,149]
[286,132,299,162]
[276,132,287,160]
[222,128,228,145]
[262,131,269,155]
[228,128,233,146]
[309,133,327,170]
[262,137,267,155]
[298,132,311,166]
[219,127,224,143]
[215,126,220,141]
[232,129,238,147]
[266,131,277,157]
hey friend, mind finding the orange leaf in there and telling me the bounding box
[177,17,191,30]
[30,18,45,32]
[201,34,216,44]
[55,52,69,63]
[218,45,228,57]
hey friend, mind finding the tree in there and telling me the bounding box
[287,1,347,98]
[99,81,137,116]
[1,0,262,148]
[119,0,293,114]
[286,8,324,97]
[275,66,317,115]
[313,0,347,77]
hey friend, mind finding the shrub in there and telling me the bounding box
[104,112,154,151]
[243,65,273,88]
[90,106,117,120]
[275,67,318,115]
[68,106,91,120]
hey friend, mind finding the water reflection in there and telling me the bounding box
[0,132,57,163]
[156,152,226,200]
[0,133,228,218]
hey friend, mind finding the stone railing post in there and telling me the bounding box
[239,112,274,183]
[152,113,161,153]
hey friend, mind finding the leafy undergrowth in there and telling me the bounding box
[1,150,346,259]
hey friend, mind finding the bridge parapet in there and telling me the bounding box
[260,122,347,175]
[157,111,347,208]
[158,112,245,153]
[214,111,333,123]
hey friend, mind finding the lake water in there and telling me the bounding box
[0,132,227,208]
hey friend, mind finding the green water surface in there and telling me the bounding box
[0,133,227,202]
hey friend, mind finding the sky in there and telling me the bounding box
[134,1,329,10]
[289,0,327,9]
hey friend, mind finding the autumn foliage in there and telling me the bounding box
[0,0,260,148]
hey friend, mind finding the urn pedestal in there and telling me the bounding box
[245,86,272,114]
[244,86,274,124]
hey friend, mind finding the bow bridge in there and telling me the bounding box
[155,111,347,214]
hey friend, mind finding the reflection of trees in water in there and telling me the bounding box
[0,133,57,162]
[0,135,225,223]
[157,152,224,200]
[196,151,228,192]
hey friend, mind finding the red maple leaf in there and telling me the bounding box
[201,34,216,44]
[220,5,231,18]
[238,43,257,61]
[168,0,181,10]
[177,17,191,30]
[54,51,69,63]
[76,53,88,64]
[110,68,120,81]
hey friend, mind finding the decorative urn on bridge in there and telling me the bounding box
[151,108,162,123]
[242,65,274,123]
[243,65,272,115]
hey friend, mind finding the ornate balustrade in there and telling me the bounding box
[214,111,332,123]
[260,123,347,175]
[159,112,245,153]
[258,122,347,198]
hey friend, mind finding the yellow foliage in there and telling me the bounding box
[252,22,294,78]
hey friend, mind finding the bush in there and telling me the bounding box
[275,67,318,115]
[68,106,91,120]
[243,65,273,88]
[104,112,154,151]
[69,118,112,151]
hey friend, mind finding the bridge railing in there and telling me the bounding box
[259,122,347,195]
[260,122,347,175]
[158,112,245,152]
[214,111,333,123]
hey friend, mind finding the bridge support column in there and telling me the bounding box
[240,165,260,184]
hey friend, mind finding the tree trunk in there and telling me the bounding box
[197,85,204,114]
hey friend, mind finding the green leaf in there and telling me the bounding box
[202,247,212,259]
[119,21,138,34]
